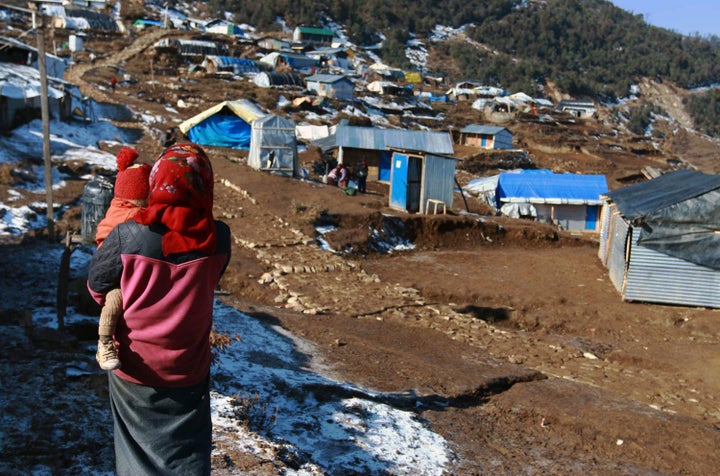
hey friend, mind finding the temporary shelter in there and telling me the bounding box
[388,149,458,214]
[598,169,720,308]
[154,39,228,61]
[459,125,513,150]
[293,26,334,46]
[178,100,265,149]
[204,19,245,37]
[496,170,607,231]
[310,122,454,182]
[200,56,262,75]
[305,74,354,100]
[258,52,319,72]
[0,62,71,132]
[247,115,299,177]
[253,72,304,88]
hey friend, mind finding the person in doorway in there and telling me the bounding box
[94,146,151,371]
[87,142,231,475]
[356,160,368,193]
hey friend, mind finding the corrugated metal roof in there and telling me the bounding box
[0,62,66,100]
[305,74,348,84]
[605,169,720,220]
[205,56,256,67]
[460,125,508,135]
[296,26,334,36]
[322,125,454,154]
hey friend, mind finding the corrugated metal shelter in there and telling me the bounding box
[44,6,120,31]
[258,52,319,72]
[154,39,228,61]
[247,115,298,177]
[293,26,334,46]
[388,149,458,214]
[311,123,454,182]
[558,99,596,118]
[204,20,244,37]
[496,171,607,231]
[178,99,265,149]
[201,56,261,74]
[0,62,71,133]
[305,74,354,100]
[253,72,304,88]
[598,169,720,308]
[459,125,513,150]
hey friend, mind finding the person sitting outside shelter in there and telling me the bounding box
[337,163,349,188]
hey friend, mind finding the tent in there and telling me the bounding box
[178,100,266,149]
[247,115,299,177]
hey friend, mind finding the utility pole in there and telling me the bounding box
[35,11,55,240]
[20,1,54,240]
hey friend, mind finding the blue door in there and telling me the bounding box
[379,151,393,181]
[585,205,598,231]
[390,153,408,210]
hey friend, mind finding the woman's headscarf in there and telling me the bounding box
[134,142,217,255]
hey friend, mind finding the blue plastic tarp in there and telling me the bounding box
[186,114,252,149]
[497,171,607,207]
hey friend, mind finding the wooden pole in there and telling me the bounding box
[36,13,55,240]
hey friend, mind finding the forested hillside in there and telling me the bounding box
[194,0,720,135]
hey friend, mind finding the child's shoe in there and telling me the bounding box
[96,339,121,370]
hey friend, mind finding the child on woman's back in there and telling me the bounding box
[94,147,150,370]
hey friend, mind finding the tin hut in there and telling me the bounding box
[458,125,513,150]
[310,122,454,182]
[305,74,355,100]
[598,169,720,308]
[496,171,608,231]
[388,149,458,214]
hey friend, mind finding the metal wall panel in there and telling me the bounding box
[624,227,720,308]
[598,203,612,264]
[606,213,629,293]
[421,154,456,213]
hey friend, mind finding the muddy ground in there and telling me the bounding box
[3,26,720,475]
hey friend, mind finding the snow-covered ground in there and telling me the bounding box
[0,99,454,474]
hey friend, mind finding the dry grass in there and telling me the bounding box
[0,163,15,185]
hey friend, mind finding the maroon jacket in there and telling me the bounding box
[88,220,231,387]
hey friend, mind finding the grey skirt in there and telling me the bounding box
[108,372,211,476]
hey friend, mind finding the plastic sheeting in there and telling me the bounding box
[247,115,298,176]
[496,170,607,207]
[186,113,252,149]
[605,169,720,270]
[179,100,265,150]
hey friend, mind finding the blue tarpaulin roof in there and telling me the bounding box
[497,171,608,206]
[179,100,266,150]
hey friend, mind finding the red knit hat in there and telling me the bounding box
[114,147,150,201]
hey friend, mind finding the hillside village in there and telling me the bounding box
[3,0,720,474]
